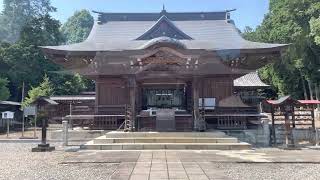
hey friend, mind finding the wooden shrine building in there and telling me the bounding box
[41,9,288,131]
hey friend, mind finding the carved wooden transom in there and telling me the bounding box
[134,50,189,67]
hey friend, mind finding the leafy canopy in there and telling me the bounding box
[0,0,56,43]
[23,75,53,107]
[0,77,10,101]
[242,0,320,98]
[61,9,94,44]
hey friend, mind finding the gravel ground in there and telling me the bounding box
[215,163,320,180]
[0,143,118,180]
[1,143,320,180]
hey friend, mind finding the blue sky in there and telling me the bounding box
[0,0,269,30]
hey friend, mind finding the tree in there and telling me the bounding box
[0,0,56,43]
[59,9,95,93]
[0,77,10,100]
[242,0,320,99]
[60,9,94,44]
[23,75,53,107]
[0,10,65,100]
[19,14,65,46]
[52,73,89,95]
[310,16,320,45]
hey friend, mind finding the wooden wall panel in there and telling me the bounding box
[96,78,129,105]
[202,77,233,102]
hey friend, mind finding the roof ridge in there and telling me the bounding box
[94,10,230,23]
[92,10,235,15]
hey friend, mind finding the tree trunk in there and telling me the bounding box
[300,71,308,100]
[307,79,314,100]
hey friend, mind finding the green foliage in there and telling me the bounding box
[19,14,65,46]
[0,41,61,100]
[0,0,56,43]
[61,9,94,44]
[242,0,320,99]
[0,77,10,100]
[23,75,53,107]
[52,73,89,95]
[310,16,320,45]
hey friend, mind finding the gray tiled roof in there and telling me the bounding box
[234,72,269,87]
[50,95,95,101]
[42,11,287,52]
[0,101,21,106]
[218,95,249,107]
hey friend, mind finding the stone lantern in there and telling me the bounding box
[31,96,58,152]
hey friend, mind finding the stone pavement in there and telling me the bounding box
[107,151,230,180]
[2,142,320,180]
[61,149,320,180]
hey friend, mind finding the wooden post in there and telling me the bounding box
[21,81,25,138]
[292,105,296,128]
[69,102,73,130]
[193,77,200,130]
[316,84,320,109]
[271,106,276,145]
[34,107,37,138]
[128,76,136,131]
[312,104,315,131]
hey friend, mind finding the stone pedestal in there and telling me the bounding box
[32,144,55,152]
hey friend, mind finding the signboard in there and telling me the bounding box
[199,98,216,110]
[24,106,36,116]
[2,111,14,119]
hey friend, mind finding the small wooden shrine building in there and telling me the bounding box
[41,9,288,131]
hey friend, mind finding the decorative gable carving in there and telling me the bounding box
[135,50,187,67]
[136,15,193,40]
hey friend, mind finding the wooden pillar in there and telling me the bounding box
[292,105,296,128]
[271,106,276,145]
[193,77,200,130]
[317,84,320,109]
[128,76,137,131]
[311,104,315,131]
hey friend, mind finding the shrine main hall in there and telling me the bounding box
[42,9,287,131]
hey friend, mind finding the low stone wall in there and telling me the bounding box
[273,125,318,145]
[292,128,317,144]
[49,129,107,141]
[222,118,270,147]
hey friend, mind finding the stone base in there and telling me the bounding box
[32,144,55,152]
[279,144,301,150]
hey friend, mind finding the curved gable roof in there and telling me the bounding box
[136,15,192,40]
[41,10,288,53]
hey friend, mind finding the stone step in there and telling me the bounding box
[105,131,228,138]
[81,141,251,150]
[93,137,238,144]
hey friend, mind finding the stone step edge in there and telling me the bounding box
[81,141,251,150]
[93,138,238,144]
[98,137,238,140]
[105,132,228,137]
